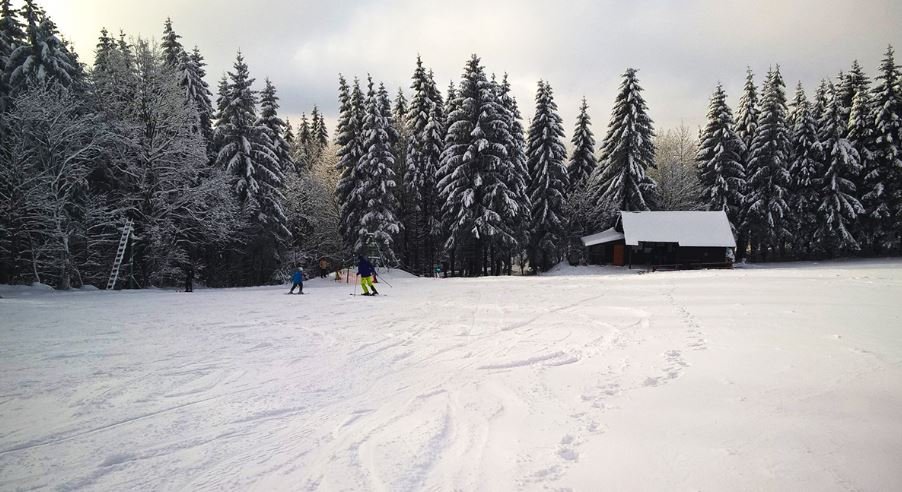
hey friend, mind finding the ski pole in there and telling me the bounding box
[375,273,393,288]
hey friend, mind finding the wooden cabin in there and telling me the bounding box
[581,211,736,270]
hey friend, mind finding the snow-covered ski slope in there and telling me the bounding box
[2,259,901,490]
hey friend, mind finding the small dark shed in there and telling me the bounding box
[581,211,736,270]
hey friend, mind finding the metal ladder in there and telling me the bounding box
[106,219,133,290]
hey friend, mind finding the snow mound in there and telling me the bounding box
[0,283,56,298]
[543,262,638,277]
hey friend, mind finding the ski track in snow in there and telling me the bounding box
[2,259,902,490]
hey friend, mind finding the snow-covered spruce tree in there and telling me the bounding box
[736,68,760,164]
[744,67,792,260]
[313,109,328,149]
[732,68,760,259]
[815,83,863,255]
[214,52,288,242]
[216,52,262,200]
[496,74,530,275]
[160,17,183,68]
[563,97,597,264]
[0,0,25,94]
[443,80,457,126]
[0,0,23,48]
[214,74,228,115]
[5,0,76,94]
[90,27,118,113]
[336,76,367,250]
[352,78,401,260]
[115,30,132,69]
[837,60,869,130]
[258,78,295,175]
[295,112,311,170]
[178,46,214,153]
[848,87,884,252]
[424,70,446,264]
[190,47,208,79]
[870,45,902,252]
[283,119,298,172]
[334,77,353,242]
[92,27,114,73]
[284,119,295,142]
[590,68,658,222]
[87,27,139,199]
[812,79,830,124]
[786,80,802,132]
[567,98,596,190]
[391,86,415,269]
[404,56,445,274]
[210,74,229,155]
[299,112,311,147]
[0,1,24,124]
[696,83,746,227]
[0,0,25,114]
[432,80,457,265]
[786,83,824,258]
[526,80,568,272]
[380,83,400,151]
[392,88,409,172]
[438,55,520,276]
[91,26,139,117]
[787,82,808,146]
[309,106,328,163]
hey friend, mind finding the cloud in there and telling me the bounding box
[40,0,902,138]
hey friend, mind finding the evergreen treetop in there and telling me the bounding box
[526,80,569,271]
[697,82,746,224]
[438,55,519,258]
[354,77,400,258]
[6,0,76,92]
[258,77,294,173]
[744,66,792,252]
[591,67,658,215]
[567,97,596,191]
[161,17,183,67]
[816,82,863,252]
[735,67,760,156]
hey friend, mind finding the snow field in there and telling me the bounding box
[1,260,902,490]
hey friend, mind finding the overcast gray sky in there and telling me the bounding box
[42,0,902,139]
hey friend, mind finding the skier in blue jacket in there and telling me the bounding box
[357,256,379,296]
[289,267,304,294]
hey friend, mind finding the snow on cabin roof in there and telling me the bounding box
[620,211,736,248]
[581,228,625,247]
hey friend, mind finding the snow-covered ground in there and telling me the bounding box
[2,259,902,490]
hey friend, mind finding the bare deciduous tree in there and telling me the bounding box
[0,86,107,288]
[649,124,703,211]
[283,145,345,272]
